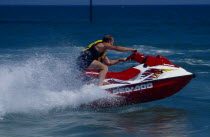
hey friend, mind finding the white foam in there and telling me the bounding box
[189,49,210,53]
[131,45,209,67]
[178,58,210,66]
[0,55,113,117]
[132,45,177,56]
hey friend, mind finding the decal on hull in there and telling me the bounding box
[112,83,153,94]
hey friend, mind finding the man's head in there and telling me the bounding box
[103,35,114,45]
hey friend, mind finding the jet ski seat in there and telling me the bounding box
[83,68,141,81]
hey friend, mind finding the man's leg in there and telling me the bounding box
[87,60,108,86]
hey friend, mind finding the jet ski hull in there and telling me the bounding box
[82,53,195,108]
[85,74,194,108]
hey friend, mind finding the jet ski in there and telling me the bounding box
[82,52,195,108]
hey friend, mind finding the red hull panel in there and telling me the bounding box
[86,75,194,108]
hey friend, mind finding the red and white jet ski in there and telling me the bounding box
[82,52,195,108]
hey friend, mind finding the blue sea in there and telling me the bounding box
[0,5,210,137]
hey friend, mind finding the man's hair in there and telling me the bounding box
[102,35,113,42]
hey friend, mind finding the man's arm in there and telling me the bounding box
[103,56,127,66]
[104,43,136,53]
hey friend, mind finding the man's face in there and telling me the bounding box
[110,39,114,46]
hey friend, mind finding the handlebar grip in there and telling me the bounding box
[133,49,137,53]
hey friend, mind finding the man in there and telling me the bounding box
[77,35,137,86]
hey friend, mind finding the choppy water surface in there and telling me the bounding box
[0,5,210,137]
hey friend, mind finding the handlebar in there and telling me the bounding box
[126,52,145,64]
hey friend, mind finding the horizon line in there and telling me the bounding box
[1,3,210,6]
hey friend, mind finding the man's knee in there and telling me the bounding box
[99,64,108,72]
[103,65,108,72]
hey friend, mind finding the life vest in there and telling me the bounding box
[82,40,106,62]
